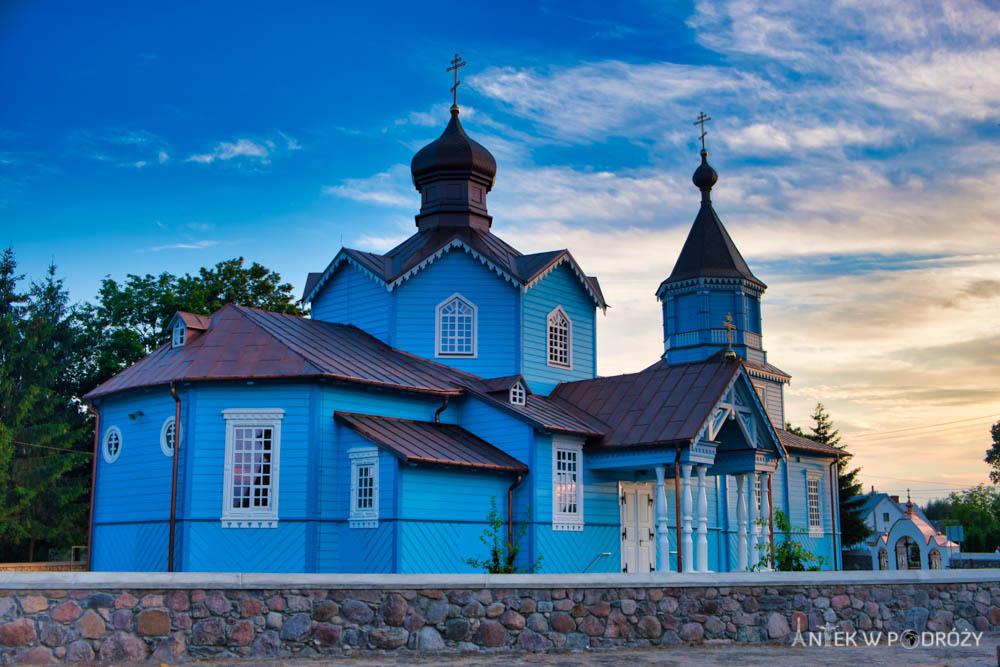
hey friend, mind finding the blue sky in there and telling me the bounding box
[3,0,999,499]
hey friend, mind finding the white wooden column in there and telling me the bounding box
[696,465,709,572]
[748,472,760,570]
[681,463,694,573]
[654,465,670,574]
[758,472,771,571]
[736,474,748,571]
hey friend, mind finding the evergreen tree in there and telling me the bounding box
[0,252,92,561]
[809,403,872,548]
[984,421,1000,484]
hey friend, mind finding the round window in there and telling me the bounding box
[160,417,176,457]
[103,426,123,463]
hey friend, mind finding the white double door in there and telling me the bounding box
[620,482,655,573]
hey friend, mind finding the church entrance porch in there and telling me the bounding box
[619,482,655,573]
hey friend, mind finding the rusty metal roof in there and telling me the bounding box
[477,374,531,395]
[84,304,479,401]
[775,428,840,457]
[334,412,527,474]
[168,311,212,330]
[551,354,743,448]
[744,359,791,381]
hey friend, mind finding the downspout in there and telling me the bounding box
[768,473,775,567]
[85,403,100,571]
[507,473,525,549]
[168,382,181,572]
[830,455,840,570]
[434,396,450,424]
[674,447,682,573]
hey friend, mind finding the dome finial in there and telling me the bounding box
[691,112,718,202]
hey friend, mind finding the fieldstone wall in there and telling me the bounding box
[3,576,1000,663]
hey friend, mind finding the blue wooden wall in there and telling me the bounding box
[521,263,597,395]
[91,389,182,572]
[662,283,764,364]
[309,263,392,343]
[393,248,519,378]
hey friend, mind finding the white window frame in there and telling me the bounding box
[509,381,526,406]
[172,323,186,348]
[102,426,123,464]
[220,408,284,528]
[552,437,584,531]
[349,447,379,528]
[546,306,573,369]
[160,417,177,457]
[806,473,822,536]
[435,293,477,358]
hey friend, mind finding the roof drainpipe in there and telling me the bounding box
[674,447,683,573]
[507,473,525,555]
[85,404,100,572]
[434,395,450,424]
[830,455,840,571]
[168,382,181,573]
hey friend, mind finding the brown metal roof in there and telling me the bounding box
[551,354,743,448]
[303,227,607,309]
[776,428,840,457]
[460,379,607,437]
[84,304,479,401]
[170,311,212,330]
[334,412,528,474]
[744,359,791,381]
[478,374,530,395]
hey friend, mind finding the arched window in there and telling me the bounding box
[509,381,526,406]
[436,294,476,357]
[895,536,920,569]
[102,426,123,464]
[928,548,941,570]
[878,547,888,570]
[547,306,572,368]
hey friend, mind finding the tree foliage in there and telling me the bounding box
[942,485,1000,553]
[76,257,305,395]
[0,250,92,561]
[984,421,1000,484]
[755,509,827,571]
[463,497,541,574]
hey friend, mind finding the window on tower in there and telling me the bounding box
[436,294,477,357]
[547,306,572,368]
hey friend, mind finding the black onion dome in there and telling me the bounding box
[692,150,718,191]
[411,106,497,189]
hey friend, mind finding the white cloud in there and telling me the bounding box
[187,138,271,164]
[142,240,219,252]
[322,164,416,208]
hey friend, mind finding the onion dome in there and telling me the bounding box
[692,149,718,194]
[411,106,496,190]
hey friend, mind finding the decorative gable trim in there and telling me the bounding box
[390,238,521,290]
[523,252,607,311]
[304,251,390,303]
[691,369,785,458]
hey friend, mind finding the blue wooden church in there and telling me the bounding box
[84,99,842,574]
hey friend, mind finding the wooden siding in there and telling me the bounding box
[392,248,519,378]
[91,389,182,571]
[521,264,596,395]
[310,264,391,343]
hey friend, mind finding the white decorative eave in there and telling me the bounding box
[691,368,785,458]
[303,250,390,303]
[656,275,765,301]
[522,251,607,312]
[745,366,791,385]
[389,238,521,290]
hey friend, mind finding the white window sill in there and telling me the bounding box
[221,518,278,529]
[350,519,379,529]
[808,528,823,537]
[553,521,584,532]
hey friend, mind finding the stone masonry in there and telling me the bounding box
[2,574,1000,663]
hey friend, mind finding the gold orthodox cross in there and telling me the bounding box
[447,53,466,107]
[693,111,712,151]
[723,312,736,356]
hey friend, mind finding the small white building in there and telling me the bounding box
[867,494,958,570]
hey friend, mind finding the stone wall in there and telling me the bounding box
[1,571,999,663]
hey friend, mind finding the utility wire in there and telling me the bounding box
[846,422,992,443]
[847,414,1000,439]
[12,440,92,456]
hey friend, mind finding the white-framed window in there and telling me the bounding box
[754,475,762,510]
[547,306,572,368]
[552,437,583,531]
[807,475,822,535]
[435,293,477,357]
[349,447,379,528]
[882,511,890,523]
[509,380,526,406]
[102,426,123,464]
[172,323,186,348]
[220,409,284,528]
[160,417,177,457]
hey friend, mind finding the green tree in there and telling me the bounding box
[0,251,92,561]
[923,497,953,522]
[77,257,305,395]
[945,485,1000,552]
[983,421,1000,484]
[788,404,872,547]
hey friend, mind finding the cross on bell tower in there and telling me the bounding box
[693,111,712,152]
[447,53,466,108]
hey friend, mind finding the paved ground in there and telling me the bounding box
[198,636,1000,667]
